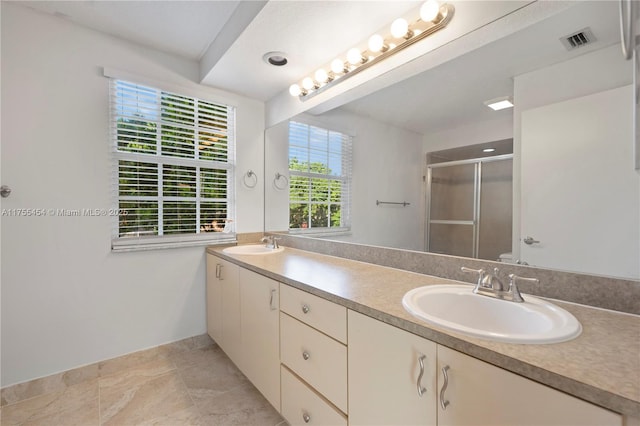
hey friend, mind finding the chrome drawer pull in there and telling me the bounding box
[440,365,450,410]
[417,355,427,397]
[269,289,277,311]
[302,412,311,423]
[301,304,310,314]
[302,351,310,361]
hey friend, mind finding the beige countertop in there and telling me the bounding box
[207,245,640,418]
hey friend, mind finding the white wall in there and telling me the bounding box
[422,115,513,152]
[265,111,425,251]
[513,44,634,272]
[520,85,639,279]
[1,3,264,386]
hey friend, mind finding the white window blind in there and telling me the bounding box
[288,121,352,232]
[110,79,236,251]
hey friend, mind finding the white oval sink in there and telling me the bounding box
[402,285,581,344]
[222,244,284,255]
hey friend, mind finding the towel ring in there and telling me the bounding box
[274,172,289,190]
[243,170,257,188]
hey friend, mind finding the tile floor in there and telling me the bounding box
[1,335,285,425]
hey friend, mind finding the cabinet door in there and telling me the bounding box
[240,268,280,411]
[348,310,437,426]
[205,254,223,343]
[218,258,240,363]
[436,345,622,426]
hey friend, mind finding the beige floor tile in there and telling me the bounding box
[1,379,98,426]
[192,334,215,349]
[98,347,170,378]
[179,354,248,403]
[1,363,99,406]
[99,357,176,392]
[196,382,284,426]
[169,345,228,371]
[136,405,203,426]
[20,397,99,426]
[100,371,194,425]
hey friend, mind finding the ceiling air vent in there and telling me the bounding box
[560,28,596,51]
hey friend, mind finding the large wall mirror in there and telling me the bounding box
[264,1,640,281]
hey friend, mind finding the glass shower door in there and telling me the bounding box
[427,162,478,257]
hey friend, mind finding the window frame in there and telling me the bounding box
[287,121,352,235]
[109,78,236,252]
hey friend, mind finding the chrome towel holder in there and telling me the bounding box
[243,170,257,188]
[376,200,410,207]
[274,172,289,190]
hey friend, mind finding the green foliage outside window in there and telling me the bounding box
[289,158,343,229]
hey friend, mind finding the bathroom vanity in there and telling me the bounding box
[206,245,639,425]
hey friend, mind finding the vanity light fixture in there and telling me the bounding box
[484,96,514,111]
[288,0,454,100]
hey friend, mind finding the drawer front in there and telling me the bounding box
[280,284,347,343]
[281,366,347,426]
[280,313,348,413]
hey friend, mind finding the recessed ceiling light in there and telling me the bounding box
[483,148,496,153]
[263,51,288,67]
[484,96,514,111]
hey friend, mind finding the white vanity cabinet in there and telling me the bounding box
[205,255,240,362]
[436,345,622,426]
[348,310,437,426]
[348,311,622,426]
[279,284,348,425]
[239,268,280,410]
[206,255,280,411]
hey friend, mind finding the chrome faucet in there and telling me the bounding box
[260,235,279,249]
[461,267,539,303]
[481,267,506,291]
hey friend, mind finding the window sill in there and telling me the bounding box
[111,234,237,252]
[289,228,351,239]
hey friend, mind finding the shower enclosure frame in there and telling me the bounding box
[425,153,513,258]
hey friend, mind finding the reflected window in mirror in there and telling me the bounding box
[288,122,353,234]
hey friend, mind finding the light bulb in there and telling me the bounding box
[331,58,346,74]
[315,68,329,83]
[420,0,440,22]
[390,18,411,39]
[347,48,365,65]
[289,84,302,97]
[302,77,315,91]
[368,34,387,53]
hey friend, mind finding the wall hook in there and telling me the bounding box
[1,185,11,198]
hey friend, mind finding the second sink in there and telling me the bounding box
[402,284,582,344]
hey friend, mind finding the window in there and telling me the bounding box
[110,79,235,251]
[288,121,352,232]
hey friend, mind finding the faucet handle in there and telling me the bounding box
[461,267,486,290]
[507,274,539,303]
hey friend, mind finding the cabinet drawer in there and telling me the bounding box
[280,284,347,343]
[281,366,347,426]
[280,313,348,413]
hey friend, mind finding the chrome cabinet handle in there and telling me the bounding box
[302,351,310,361]
[269,289,277,311]
[523,236,540,245]
[440,365,450,410]
[416,355,427,397]
[301,304,310,314]
[620,0,635,60]
[215,264,223,279]
[302,412,311,423]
